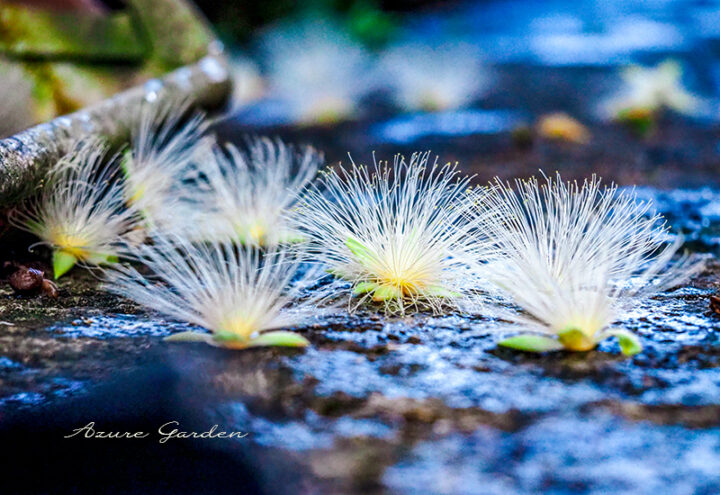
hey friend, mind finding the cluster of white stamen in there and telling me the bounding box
[194,137,321,246]
[11,139,139,278]
[122,99,212,231]
[380,43,489,112]
[293,151,489,315]
[261,19,373,124]
[105,233,328,348]
[475,173,703,353]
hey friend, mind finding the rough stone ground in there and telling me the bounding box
[2,92,720,493]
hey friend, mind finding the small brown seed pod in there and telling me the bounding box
[41,279,59,299]
[9,267,44,295]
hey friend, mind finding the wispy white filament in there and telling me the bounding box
[478,173,703,341]
[11,139,138,264]
[194,137,321,246]
[261,19,373,123]
[122,99,212,230]
[106,234,329,341]
[294,151,490,315]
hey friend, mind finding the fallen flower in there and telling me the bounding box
[603,60,701,136]
[193,137,321,246]
[105,232,331,349]
[476,172,703,355]
[294,151,490,315]
[11,139,139,278]
[379,42,489,113]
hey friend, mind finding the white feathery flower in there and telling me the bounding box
[193,137,321,246]
[10,139,139,279]
[293,151,490,315]
[261,19,373,124]
[380,42,489,112]
[121,99,212,230]
[603,60,700,119]
[0,61,34,138]
[105,234,329,349]
[477,173,704,355]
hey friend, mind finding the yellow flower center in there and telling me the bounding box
[51,232,91,260]
[219,315,256,341]
[248,223,265,243]
[376,267,427,298]
[128,182,147,205]
[387,274,418,294]
[558,329,596,351]
[556,316,604,351]
[622,106,654,121]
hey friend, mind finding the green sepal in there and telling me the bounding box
[498,334,564,353]
[557,328,596,352]
[85,252,119,266]
[277,231,306,244]
[164,331,212,343]
[213,331,242,342]
[345,237,373,264]
[53,250,78,279]
[353,281,378,295]
[599,329,642,356]
[247,331,310,348]
[425,285,461,298]
[372,284,402,301]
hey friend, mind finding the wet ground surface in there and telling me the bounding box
[4,0,720,486]
[2,111,720,494]
[0,261,719,494]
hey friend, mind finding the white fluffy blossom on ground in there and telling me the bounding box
[105,233,330,349]
[11,139,139,278]
[475,173,703,355]
[121,99,212,233]
[193,137,321,246]
[293,151,491,315]
[603,60,700,119]
[379,42,489,112]
[260,19,374,124]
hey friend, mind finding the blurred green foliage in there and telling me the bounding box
[200,0,399,49]
[0,0,215,125]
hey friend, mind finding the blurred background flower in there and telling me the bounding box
[2,0,720,185]
[3,0,719,131]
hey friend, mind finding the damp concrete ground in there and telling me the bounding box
[4,53,720,493]
[2,112,720,493]
[0,252,719,494]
